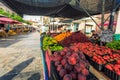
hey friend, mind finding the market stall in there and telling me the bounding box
[0,17,35,37]
[2,0,119,80]
[39,27,120,80]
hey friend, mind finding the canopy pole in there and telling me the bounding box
[102,1,120,28]
[108,0,119,31]
[55,5,67,14]
[113,2,120,11]
[76,0,102,30]
[84,20,86,34]
[101,0,105,30]
[108,0,116,31]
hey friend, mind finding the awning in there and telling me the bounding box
[0,17,20,24]
[0,17,13,23]
[1,0,115,19]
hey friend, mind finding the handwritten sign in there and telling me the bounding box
[100,30,113,42]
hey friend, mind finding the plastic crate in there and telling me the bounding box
[113,34,120,37]
[49,61,61,80]
[89,59,103,71]
[114,37,120,40]
[83,54,103,71]
[113,34,120,40]
[103,66,120,80]
[84,54,91,61]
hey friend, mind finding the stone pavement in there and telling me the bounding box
[0,32,44,80]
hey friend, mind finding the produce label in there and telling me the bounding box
[100,30,113,42]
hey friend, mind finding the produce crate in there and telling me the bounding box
[113,34,120,40]
[49,61,61,80]
[114,37,120,40]
[113,34,120,37]
[83,53,103,71]
[103,66,120,80]
[84,54,91,61]
[89,59,103,71]
[50,61,98,80]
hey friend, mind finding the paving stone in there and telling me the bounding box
[0,32,44,80]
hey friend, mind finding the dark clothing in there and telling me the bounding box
[5,30,9,33]
[90,33,99,44]
[90,34,99,39]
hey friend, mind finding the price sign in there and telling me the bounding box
[100,30,113,42]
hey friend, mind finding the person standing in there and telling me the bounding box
[90,30,99,44]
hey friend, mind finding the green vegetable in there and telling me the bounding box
[43,36,63,51]
[106,40,120,50]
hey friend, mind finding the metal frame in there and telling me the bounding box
[101,0,105,30]
[76,0,102,30]
[76,0,120,32]
[108,1,120,31]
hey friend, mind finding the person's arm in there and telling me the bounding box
[94,34,99,40]
[90,34,94,39]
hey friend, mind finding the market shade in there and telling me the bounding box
[99,21,117,26]
[1,0,116,19]
[0,17,21,24]
[0,17,13,23]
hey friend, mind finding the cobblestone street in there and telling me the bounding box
[0,32,44,80]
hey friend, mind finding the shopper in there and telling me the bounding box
[90,30,99,44]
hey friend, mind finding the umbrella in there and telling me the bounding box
[0,17,13,23]
[0,17,21,24]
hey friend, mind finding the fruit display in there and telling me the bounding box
[73,42,119,64]
[43,36,63,51]
[8,30,17,36]
[54,32,71,42]
[106,40,120,50]
[103,61,120,80]
[50,47,90,80]
[60,31,89,47]
[78,43,112,56]
[105,62,120,74]
[42,31,120,80]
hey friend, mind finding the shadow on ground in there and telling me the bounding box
[28,73,41,80]
[0,57,35,80]
[0,39,20,48]
[0,33,31,48]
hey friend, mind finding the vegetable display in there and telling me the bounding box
[50,47,89,80]
[42,31,120,80]
[106,40,120,50]
[43,36,63,51]
[54,32,71,42]
[60,31,89,47]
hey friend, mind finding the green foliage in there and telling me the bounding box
[0,8,5,14]
[24,20,32,25]
[106,40,120,50]
[43,36,63,51]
